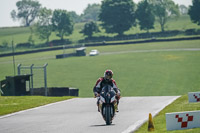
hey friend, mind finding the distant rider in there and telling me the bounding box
[93,70,121,112]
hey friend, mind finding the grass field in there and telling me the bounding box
[0,39,200,97]
[0,15,200,48]
[135,95,200,133]
[0,96,74,116]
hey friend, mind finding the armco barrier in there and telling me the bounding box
[188,92,200,103]
[166,111,200,131]
[69,88,79,96]
[56,53,76,59]
[0,46,64,57]
[31,87,79,96]
[84,36,200,47]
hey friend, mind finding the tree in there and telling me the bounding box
[179,5,188,15]
[35,7,53,43]
[188,0,200,25]
[80,21,100,38]
[152,0,180,32]
[99,0,136,36]
[68,11,81,23]
[52,9,74,40]
[28,27,34,45]
[11,0,41,26]
[136,0,155,32]
[81,4,101,22]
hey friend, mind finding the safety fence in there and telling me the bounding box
[17,63,48,96]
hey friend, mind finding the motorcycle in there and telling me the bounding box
[98,85,118,125]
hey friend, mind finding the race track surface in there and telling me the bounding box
[0,96,179,133]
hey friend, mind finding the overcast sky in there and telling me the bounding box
[0,0,192,28]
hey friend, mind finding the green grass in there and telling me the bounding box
[0,96,74,116]
[0,15,200,48]
[0,40,200,97]
[135,95,200,133]
[0,23,86,47]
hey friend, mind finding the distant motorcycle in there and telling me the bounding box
[98,85,118,125]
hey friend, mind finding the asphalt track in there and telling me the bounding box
[0,96,179,133]
[100,48,200,56]
[0,48,200,65]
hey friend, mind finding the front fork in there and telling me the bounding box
[98,97,118,113]
[101,103,116,119]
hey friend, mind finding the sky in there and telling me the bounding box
[0,0,192,28]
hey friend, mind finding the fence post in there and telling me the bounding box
[0,81,3,95]
[17,64,21,75]
[44,63,48,96]
[30,64,34,95]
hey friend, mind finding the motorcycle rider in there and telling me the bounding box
[93,70,121,112]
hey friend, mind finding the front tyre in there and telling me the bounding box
[105,106,111,125]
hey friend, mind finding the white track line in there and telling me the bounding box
[122,96,180,133]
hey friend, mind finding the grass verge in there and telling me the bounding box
[0,40,200,97]
[0,96,74,116]
[135,95,200,133]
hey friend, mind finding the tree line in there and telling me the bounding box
[10,0,200,44]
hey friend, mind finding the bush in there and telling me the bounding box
[0,41,9,50]
[185,29,197,35]
[78,30,185,43]
[1,40,9,48]
[49,39,72,46]
[197,29,200,34]
[16,42,33,48]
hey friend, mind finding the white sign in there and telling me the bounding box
[166,111,200,131]
[188,92,200,103]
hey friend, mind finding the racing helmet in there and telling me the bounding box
[104,70,113,80]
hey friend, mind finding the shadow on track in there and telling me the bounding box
[90,124,115,127]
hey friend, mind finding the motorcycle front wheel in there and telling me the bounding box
[105,106,112,125]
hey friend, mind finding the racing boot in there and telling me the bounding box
[97,102,100,112]
[116,105,119,112]
[97,97,100,112]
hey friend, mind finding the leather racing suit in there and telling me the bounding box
[93,77,121,111]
